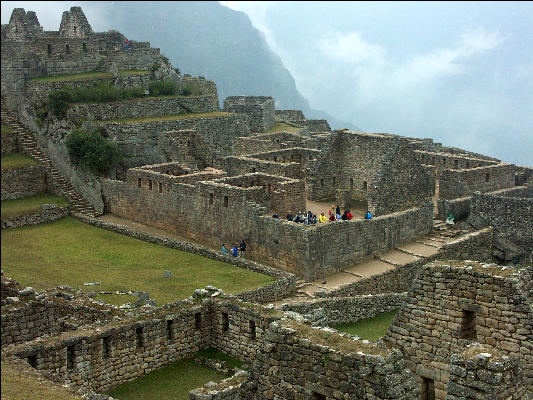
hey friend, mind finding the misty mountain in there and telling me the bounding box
[84,1,358,130]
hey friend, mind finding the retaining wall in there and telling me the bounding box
[1,165,47,200]
[1,206,70,229]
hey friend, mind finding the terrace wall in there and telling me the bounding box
[279,292,407,326]
[224,156,304,179]
[1,127,17,154]
[1,165,47,200]
[70,94,219,121]
[415,149,498,172]
[223,96,275,133]
[438,163,515,200]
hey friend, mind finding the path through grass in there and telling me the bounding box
[333,310,398,341]
[1,193,69,218]
[105,359,226,400]
[1,217,275,305]
[264,122,303,134]
[29,70,148,82]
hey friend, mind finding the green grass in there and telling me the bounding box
[1,360,82,400]
[264,122,304,134]
[105,359,226,400]
[1,217,276,305]
[333,310,399,341]
[97,111,234,124]
[1,153,39,170]
[1,193,70,218]
[1,124,13,134]
[29,70,149,82]
[196,348,244,369]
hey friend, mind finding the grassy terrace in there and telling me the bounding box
[75,93,211,106]
[29,70,149,82]
[96,111,234,124]
[106,359,226,400]
[1,360,82,400]
[333,310,398,341]
[1,153,39,170]
[264,122,304,134]
[1,194,70,218]
[1,217,276,305]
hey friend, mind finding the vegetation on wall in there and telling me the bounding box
[65,128,122,175]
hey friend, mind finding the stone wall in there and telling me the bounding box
[181,75,218,97]
[301,119,331,132]
[1,165,47,200]
[437,185,531,221]
[241,318,419,399]
[279,292,407,327]
[1,205,70,229]
[70,95,219,121]
[224,96,275,133]
[224,156,305,180]
[1,278,121,347]
[469,189,533,255]
[384,262,533,396]
[232,131,315,156]
[254,202,433,280]
[415,149,498,172]
[100,114,250,173]
[438,163,515,200]
[446,345,528,400]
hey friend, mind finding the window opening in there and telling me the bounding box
[222,312,229,332]
[332,176,336,186]
[47,44,52,54]
[137,178,141,188]
[158,182,162,193]
[167,320,175,340]
[195,312,202,329]
[363,181,368,190]
[422,377,435,400]
[249,320,256,339]
[350,178,354,187]
[28,355,37,368]
[485,173,489,182]
[67,345,75,369]
[148,180,152,190]
[82,42,87,52]
[223,196,228,207]
[136,327,144,350]
[460,310,477,339]
[454,159,458,168]
[103,336,112,358]
[209,193,214,205]
[65,44,70,54]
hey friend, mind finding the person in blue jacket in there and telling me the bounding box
[365,210,373,220]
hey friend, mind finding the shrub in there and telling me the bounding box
[66,128,122,175]
[181,86,192,96]
[149,80,178,96]
[47,89,72,118]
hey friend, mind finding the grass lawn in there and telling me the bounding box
[264,122,304,134]
[29,70,148,82]
[1,153,39,170]
[1,193,70,218]
[105,359,227,400]
[97,111,234,124]
[1,360,82,400]
[333,310,399,341]
[1,217,276,305]
[1,124,13,134]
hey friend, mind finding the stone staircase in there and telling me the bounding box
[1,101,101,218]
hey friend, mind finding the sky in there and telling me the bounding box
[2,1,532,166]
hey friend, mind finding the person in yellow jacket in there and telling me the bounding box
[319,212,328,223]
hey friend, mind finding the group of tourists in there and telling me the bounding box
[271,204,373,223]
[221,240,247,258]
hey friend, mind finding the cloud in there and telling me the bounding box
[317,31,385,66]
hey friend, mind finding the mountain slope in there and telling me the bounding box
[85,1,358,129]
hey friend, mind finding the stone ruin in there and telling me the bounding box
[1,6,532,400]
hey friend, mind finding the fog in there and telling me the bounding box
[2,1,532,166]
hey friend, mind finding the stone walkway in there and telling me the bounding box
[277,218,468,303]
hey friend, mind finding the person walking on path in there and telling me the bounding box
[231,243,239,257]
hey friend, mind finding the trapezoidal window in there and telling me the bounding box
[249,320,256,339]
[66,345,75,369]
[195,312,202,329]
[137,178,141,188]
[65,44,70,54]
[158,182,163,193]
[148,180,152,190]
[221,312,229,332]
[136,327,144,350]
[332,176,336,186]
[209,193,214,205]
[82,42,87,52]
[320,178,324,187]
[421,377,435,400]
[363,181,368,190]
[103,336,112,358]
[485,173,490,182]
[167,319,175,340]
[454,159,458,169]
[460,310,477,339]
[47,44,52,55]
[223,196,228,208]
[350,178,354,188]
[74,26,77,33]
